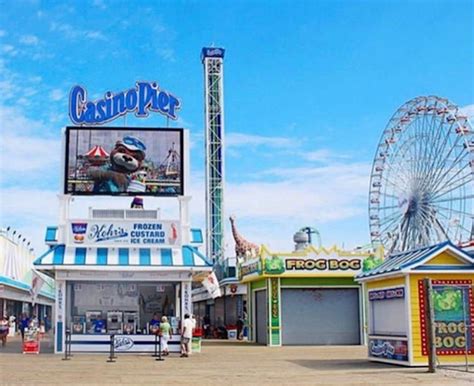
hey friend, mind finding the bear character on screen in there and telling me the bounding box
[88,136,146,193]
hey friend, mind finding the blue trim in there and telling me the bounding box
[97,248,108,265]
[182,246,195,265]
[45,226,58,242]
[33,245,60,265]
[53,245,65,265]
[413,265,474,271]
[57,322,63,352]
[161,249,172,266]
[0,275,55,300]
[190,228,203,243]
[186,245,213,266]
[139,249,151,266]
[119,248,129,265]
[74,248,86,265]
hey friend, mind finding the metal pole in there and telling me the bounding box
[62,329,71,361]
[152,332,159,357]
[462,287,469,372]
[155,333,164,361]
[107,334,116,363]
[424,278,436,373]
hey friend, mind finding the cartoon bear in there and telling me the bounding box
[88,136,146,193]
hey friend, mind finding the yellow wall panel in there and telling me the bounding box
[424,252,467,266]
[410,273,474,364]
[366,276,405,290]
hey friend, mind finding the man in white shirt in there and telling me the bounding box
[180,314,193,357]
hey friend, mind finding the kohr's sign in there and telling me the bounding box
[69,82,181,125]
[69,220,181,247]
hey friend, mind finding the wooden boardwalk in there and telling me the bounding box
[0,338,472,385]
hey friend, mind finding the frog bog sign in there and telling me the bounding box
[420,280,474,356]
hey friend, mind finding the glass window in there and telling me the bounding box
[67,281,177,334]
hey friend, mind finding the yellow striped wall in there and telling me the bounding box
[410,273,474,365]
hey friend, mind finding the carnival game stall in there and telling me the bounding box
[356,241,474,366]
[239,244,384,347]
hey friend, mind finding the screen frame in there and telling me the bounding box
[64,126,184,197]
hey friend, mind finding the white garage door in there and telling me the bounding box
[255,290,267,345]
[282,288,360,345]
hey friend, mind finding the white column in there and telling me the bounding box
[57,194,72,244]
[178,196,192,244]
[181,280,192,317]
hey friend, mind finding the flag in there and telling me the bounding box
[30,270,45,306]
[202,271,222,299]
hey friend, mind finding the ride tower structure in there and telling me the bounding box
[202,47,226,263]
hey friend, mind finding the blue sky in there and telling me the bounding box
[0,0,473,254]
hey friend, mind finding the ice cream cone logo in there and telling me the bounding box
[169,223,178,244]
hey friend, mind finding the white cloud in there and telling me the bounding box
[187,160,371,252]
[92,0,107,10]
[227,133,296,149]
[0,105,47,134]
[50,22,107,41]
[19,35,39,46]
[0,188,59,253]
[460,104,474,119]
[85,31,107,41]
[0,134,61,179]
[49,88,64,102]
[158,48,175,62]
[302,149,350,163]
[2,44,18,56]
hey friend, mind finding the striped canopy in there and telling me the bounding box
[85,145,109,158]
[34,245,212,268]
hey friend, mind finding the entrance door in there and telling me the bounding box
[255,290,267,345]
[281,288,360,345]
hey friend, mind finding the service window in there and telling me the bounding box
[370,296,406,336]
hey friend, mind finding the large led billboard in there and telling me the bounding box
[64,127,183,196]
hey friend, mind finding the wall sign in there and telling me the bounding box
[201,47,225,59]
[369,338,408,361]
[69,219,181,246]
[369,287,405,301]
[69,82,181,125]
[419,279,474,356]
[239,258,261,279]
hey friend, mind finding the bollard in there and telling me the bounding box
[62,329,71,361]
[152,332,159,358]
[107,334,116,363]
[155,334,164,362]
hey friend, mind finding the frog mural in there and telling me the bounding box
[264,256,285,275]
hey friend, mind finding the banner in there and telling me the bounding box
[69,219,181,247]
[201,272,221,299]
[30,270,45,306]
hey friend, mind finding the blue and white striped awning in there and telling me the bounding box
[33,245,212,268]
[356,240,474,281]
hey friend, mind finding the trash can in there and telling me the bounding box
[227,325,237,340]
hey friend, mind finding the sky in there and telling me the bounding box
[0,0,473,257]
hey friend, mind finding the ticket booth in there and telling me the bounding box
[356,241,474,366]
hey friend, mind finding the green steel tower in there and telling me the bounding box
[202,47,225,263]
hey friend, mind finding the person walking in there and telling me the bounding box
[0,316,9,347]
[180,314,193,358]
[160,316,172,356]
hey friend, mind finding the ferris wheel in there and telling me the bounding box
[369,96,474,254]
